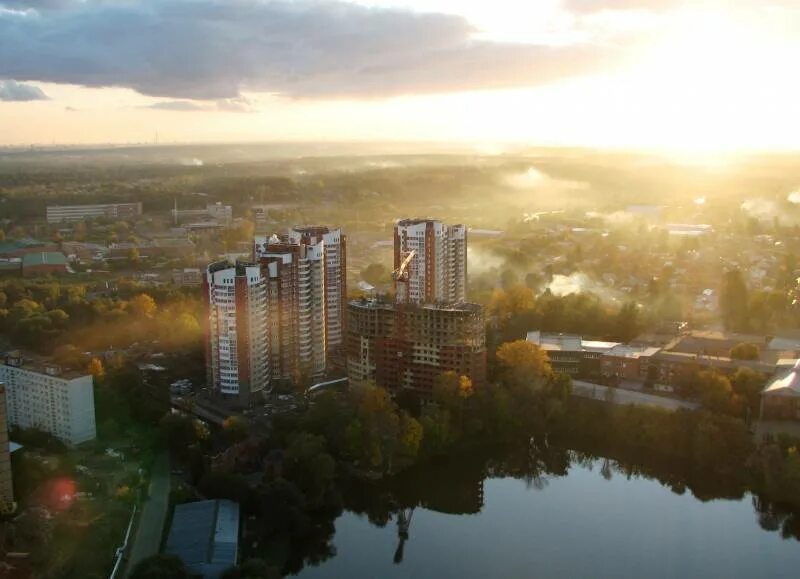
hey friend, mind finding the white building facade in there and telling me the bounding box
[0,356,96,446]
[394,219,467,305]
[204,261,270,404]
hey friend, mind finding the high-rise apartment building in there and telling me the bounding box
[255,236,326,383]
[288,227,347,364]
[348,218,485,396]
[204,261,270,405]
[393,219,466,305]
[0,384,14,514]
[0,352,96,446]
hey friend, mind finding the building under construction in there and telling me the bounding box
[347,297,486,395]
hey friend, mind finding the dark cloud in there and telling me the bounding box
[0,79,49,101]
[0,0,624,100]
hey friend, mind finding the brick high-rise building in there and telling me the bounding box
[204,261,270,405]
[349,218,485,396]
[393,219,466,305]
[255,235,327,384]
[347,299,486,396]
[288,227,347,365]
[0,384,14,514]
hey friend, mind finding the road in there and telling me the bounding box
[572,380,699,411]
[125,451,171,577]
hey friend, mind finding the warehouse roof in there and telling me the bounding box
[22,251,67,267]
[165,499,239,578]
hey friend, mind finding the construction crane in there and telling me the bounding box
[393,250,416,281]
[393,250,416,304]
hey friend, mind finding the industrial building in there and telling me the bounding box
[165,499,240,578]
[0,352,96,446]
[46,202,142,223]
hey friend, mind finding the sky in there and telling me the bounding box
[1,0,799,151]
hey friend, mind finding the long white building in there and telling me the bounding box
[204,261,270,405]
[394,219,467,305]
[0,353,96,446]
[46,202,142,224]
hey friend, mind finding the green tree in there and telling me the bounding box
[614,301,639,342]
[729,342,760,361]
[283,433,336,507]
[222,416,250,444]
[720,269,749,331]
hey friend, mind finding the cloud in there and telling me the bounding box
[562,0,684,13]
[0,0,74,10]
[146,100,207,112]
[145,96,258,112]
[0,0,626,100]
[0,79,49,101]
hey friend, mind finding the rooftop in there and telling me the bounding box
[22,252,67,267]
[165,499,240,579]
[763,360,800,398]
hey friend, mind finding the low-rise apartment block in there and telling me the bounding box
[46,202,142,223]
[0,352,97,446]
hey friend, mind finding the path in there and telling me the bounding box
[124,451,171,576]
[572,380,699,411]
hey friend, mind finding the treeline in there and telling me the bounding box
[0,279,203,358]
[487,284,640,343]
[553,399,800,513]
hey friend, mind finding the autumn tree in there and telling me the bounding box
[496,340,553,391]
[729,342,760,361]
[87,357,105,381]
[129,293,157,318]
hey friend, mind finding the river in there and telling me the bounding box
[294,448,800,578]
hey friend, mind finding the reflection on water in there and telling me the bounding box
[292,444,800,578]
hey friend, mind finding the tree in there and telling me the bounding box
[361,263,388,287]
[159,413,199,459]
[130,554,190,579]
[720,269,749,331]
[87,357,105,381]
[731,367,766,414]
[696,370,735,414]
[128,247,141,265]
[129,293,157,318]
[496,340,553,391]
[614,302,639,342]
[283,433,336,507]
[223,416,250,444]
[221,559,280,579]
[730,342,760,361]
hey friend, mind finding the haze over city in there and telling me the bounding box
[2,0,800,151]
[4,2,800,579]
